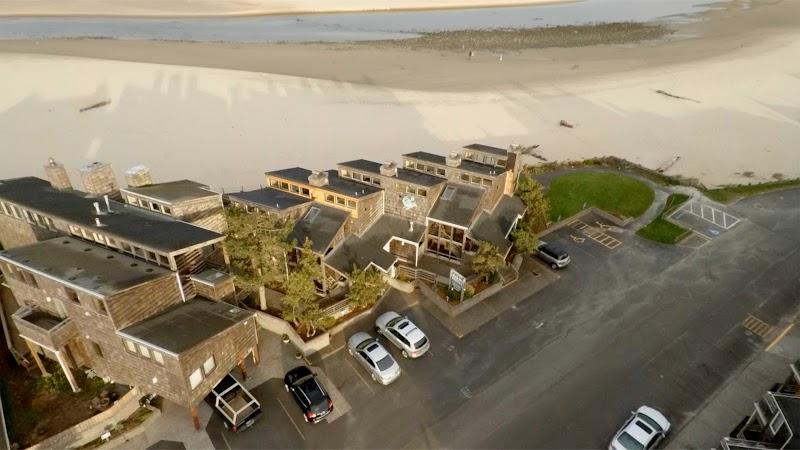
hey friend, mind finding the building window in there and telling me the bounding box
[94,298,108,315]
[269,179,279,188]
[189,368,203,389]
[471,176,481,184]
[346,200,356,209]
[146,250,157,261]
[290,184,300,194]
[90,341,104,358]
[336,197,346,206]
[482,178,492,187]
[301,188,310,196]
[341,169,349,178]
[162,206,172,215]
[0,202,8,215]
[149,202,159,211]
[436,168,446,176]
[202,355,216,375]
[126,196,137,204]
[372,179,381,186]
[465,151,474,160]
[325,194,335,203]
[362,175,372,183]
[280,182,289,190]
[460,174,470,182]
[139,345,151,359]
[153,351,165,366]
[124,339,137,353]
[22,271,38,288]
[498,159,507,167]
[65,288,80,304]
[418,189,427,197]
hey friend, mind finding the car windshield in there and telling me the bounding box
[386,316,404,328]
[617,432,645,450]
[375,355,394,371]
[637,413,663,432]
[413,336,428,349]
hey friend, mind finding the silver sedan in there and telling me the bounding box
[347,332,401,385]
[375,311,430,358]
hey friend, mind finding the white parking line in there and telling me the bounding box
[345,356,376,394]
[673,201,741,230]
[277,397,306,441]
[219,431,232,450]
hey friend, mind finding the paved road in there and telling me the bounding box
[211,189,800,449]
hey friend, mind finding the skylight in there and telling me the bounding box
[442,186,456,200]
[304,207,320,223]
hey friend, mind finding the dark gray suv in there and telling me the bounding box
[535,242,570,269]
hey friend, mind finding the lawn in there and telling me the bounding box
[637,193,691,244]
[704,178,800,203]
[547,172,655,221]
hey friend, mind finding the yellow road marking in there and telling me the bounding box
[766,323,795,352]
[743,315,774,338]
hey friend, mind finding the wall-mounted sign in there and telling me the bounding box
[402,195,417,210]
[449,269,466,293]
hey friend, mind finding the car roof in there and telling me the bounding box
[364,341,390,360]
[541,242,566,255]
[622,417,655,445]
[636,406,670,431]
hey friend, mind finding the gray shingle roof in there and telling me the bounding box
[118,298,253,354]
[324,215,424,275]
[339,159,446,188]
[463,143,509,157]
[0,237,171,297]
[266,168,382,198]
[470,195,526,254]
[402,151,508,177]
[122,180,217,204]
[288,203,349,254]
[226,187,310,212]
[427,183,485,228]
[0,177,223,253]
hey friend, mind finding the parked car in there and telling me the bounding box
[610,406,671,450]
[283,365,334,423]
[205,374,261,432]
[374,311,430,358]
[535,241,570,269]
[347,332,402,385]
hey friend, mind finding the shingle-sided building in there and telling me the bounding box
[0,177,225,294]
[0,237,257,428]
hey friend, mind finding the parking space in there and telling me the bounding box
[669,200,742,239]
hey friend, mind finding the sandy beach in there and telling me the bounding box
[0,0,567,17]
[0,0,798,191]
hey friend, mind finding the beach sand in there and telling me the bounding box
[0,0,798,190]
[0,0,567,17]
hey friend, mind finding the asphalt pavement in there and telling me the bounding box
[211,188,800,449]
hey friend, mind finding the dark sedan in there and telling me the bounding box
[283,365,334,423]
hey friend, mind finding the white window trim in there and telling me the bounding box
[189,368,203,389]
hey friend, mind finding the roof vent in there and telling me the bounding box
[446,151,462,168]
[94,217,106,227]
[308,170,329,187]
[380,161,398,177]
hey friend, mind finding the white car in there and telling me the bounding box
[610,406,670,450]
[375,311,430,358]
[347,332,401,385]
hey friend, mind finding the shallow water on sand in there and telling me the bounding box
[0,0,728,43]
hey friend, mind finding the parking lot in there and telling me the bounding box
[205,189,800,449]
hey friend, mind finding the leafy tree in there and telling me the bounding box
[471,241,506,283]
[281,239,329,336]
[346,266,388,309]
[511,175,551,254]
[223,207,293,307]
[516,174,550,233]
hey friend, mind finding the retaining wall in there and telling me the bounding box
[27,386,141,450]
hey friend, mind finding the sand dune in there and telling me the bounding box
[0,0,566,17]
[1,24,799,191]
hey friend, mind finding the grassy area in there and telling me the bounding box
[703,179,800,203]
[546,172,655,221]
[637,194,691,244]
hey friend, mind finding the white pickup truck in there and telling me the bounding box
[205,374,261,432]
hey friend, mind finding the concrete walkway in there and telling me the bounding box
[669,322,800,449]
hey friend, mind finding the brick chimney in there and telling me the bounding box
[124,165,153,188]
[308,170,329,187]
[44,157,72,190]
[379,161,398,177]
[80,161,120,199]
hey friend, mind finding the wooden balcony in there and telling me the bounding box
[12,307,76,350]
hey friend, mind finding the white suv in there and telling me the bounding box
[375,311,430,358]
